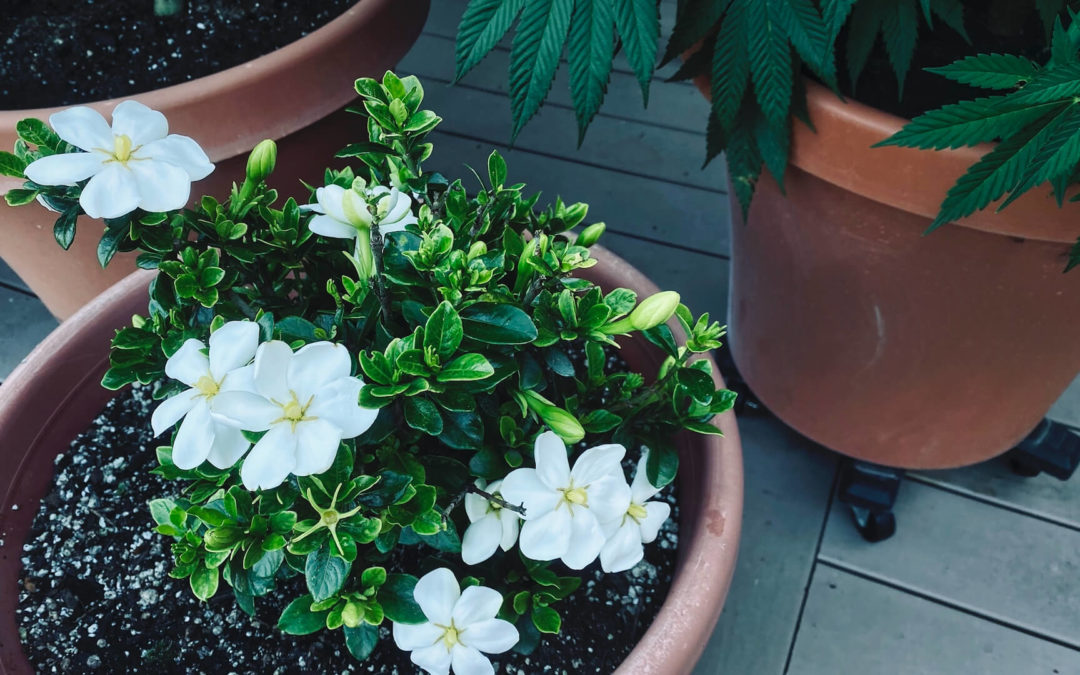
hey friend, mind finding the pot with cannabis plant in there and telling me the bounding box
[453,0,1080,470]
[0,0,429,320]
[0,71,742,674]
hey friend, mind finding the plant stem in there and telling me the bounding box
[465,484,526,516]
[370,223,390,323]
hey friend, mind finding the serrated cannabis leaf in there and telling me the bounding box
[613,0,659,104]
[509,0,574,139]
[567,0,616,143]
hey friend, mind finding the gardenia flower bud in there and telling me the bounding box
[521,390,584,444]
[392,568,519,675]
[629,291,681,331]
[577,222,605,247]
[24,100,214,219]
[245,139,277,182]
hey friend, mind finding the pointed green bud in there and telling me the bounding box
[629,291,681,331]
[245,139,277,182]
[522,391,585,444]
[577,222,606,247]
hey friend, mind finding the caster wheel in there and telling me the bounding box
[851,507,896,543]
[1008,455,1041,478]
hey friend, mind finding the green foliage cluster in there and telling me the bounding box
[6,72,734,663]
[453,0,1080,255]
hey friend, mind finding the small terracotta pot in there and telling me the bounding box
[0,0,429,320]
[0,247,743,674]
[701,77,1080,469]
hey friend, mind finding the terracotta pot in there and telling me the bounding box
[0,0,429,320]
[705,77,1080,469]
[0,247,743,674]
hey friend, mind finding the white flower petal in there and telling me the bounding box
[518,508,571,561]
[342,189,373,228]
[414,568,460,626]
[533,431,570,490]
[630,449,660,503]
[138,134,214,180]
[464,482,492,523]
[110,100,168,146]
[171,400,214,470]
[208,321,260,380]
[600,521,645,573]
[410,643,452,675]
[219,364,255,394]
[498,513,520,552]
[315,185,348,223]
[309,213,358,239]
[393,621,443,651]
[305,377,376,438]
[584,474,633,525]
[499,468,560,519]
[461,516,502,565]
[383,189,412,223]
[453,585,504,626]
[49,106,113,150]
[24,152,105,186]
[298,202,325,214]
[150,388,198,436]
[79,163,140,219]
[240,425,297,490]
[450,645,494,675]
[210,391,280,431]
[130,159,191,213]
[288,342,351,397]
[253,340,293,401]
[206,422,251,470]
[291,418,342,476]
[561,508,605,569]
[164,339,209,387]
[639,501,671,544]
[570,443,625,486]
[378,218,410,235]
[459,618,519,654]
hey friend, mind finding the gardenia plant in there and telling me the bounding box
[4,71,734,673]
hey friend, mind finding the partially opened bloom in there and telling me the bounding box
[212,340,378,490]
[150,321,259,471]
[499,431,631,569]
[460,479,520,565]
[392,568,518,675]
[305,182,417,240]
[599,449,672,573]
[24,100,214,219]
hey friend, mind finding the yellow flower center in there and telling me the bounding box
[194,374,220,398]
[282,400,304,421]
[627,502,648,522]
[320,509,340,527]
[562,486,588,506]
[112,134,134,163]
[441,623,460,649]
[273,392,315,431]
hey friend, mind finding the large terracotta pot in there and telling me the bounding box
[0,0,429,320]
[723,79,1080,469]
[0,247,743,674]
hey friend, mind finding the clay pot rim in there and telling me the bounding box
[792,80,1080,243]
[0,248,742,675]
[0,0,383,162]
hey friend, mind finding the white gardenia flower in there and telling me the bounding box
[500,431,631,570]
[212,340,377,491]
[460,479,520,565]
[304,182,417,240]
[24,100,214,219]
[393,568,518,675]
[599,449,672,573]
[151,321,259,471]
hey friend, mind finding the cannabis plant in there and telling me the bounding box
[1,71,734,672]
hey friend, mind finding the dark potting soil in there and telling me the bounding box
[837,0,1052,120]
[1,0,356,110]
[14,385,679,674]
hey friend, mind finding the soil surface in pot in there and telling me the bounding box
[2,0,355,109]
[837,0,1051,119]
[14,386,678,674]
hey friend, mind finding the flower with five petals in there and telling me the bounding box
[150,321,259,471]
[599,449,672,573]
[499,431,631,570]
[212,340,378,490]
[392,568,519,675]
[24,100,214,219]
